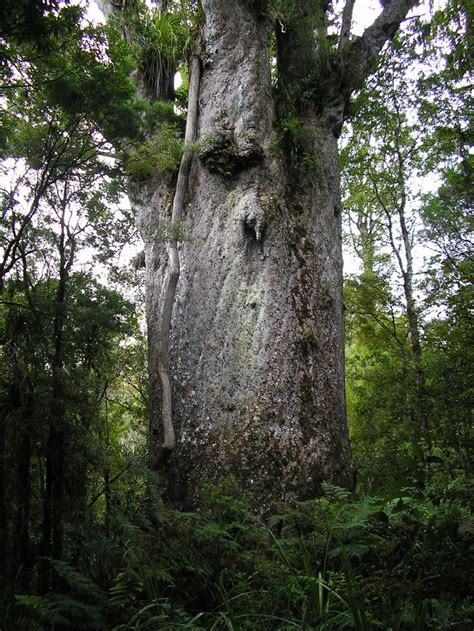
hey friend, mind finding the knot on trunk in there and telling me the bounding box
[236,192,270,259]
[198,130,264,176]
[243,208,265,243]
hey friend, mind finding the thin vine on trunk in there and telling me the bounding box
[152,53,201,468]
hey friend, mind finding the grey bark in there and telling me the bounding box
[113,0,419,510]
[165,2,352,508]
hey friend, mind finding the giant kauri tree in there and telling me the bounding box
[100,0,419,508]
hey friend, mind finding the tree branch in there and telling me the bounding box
[339,0,356,49]
[346,0,419,91]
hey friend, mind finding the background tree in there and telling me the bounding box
[418,0,473,467]
[342,0,472,491]
[0,6,144,597]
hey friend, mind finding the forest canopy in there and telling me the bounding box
[0,0,472,628]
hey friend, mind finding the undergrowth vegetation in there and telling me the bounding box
[8,466,474,630]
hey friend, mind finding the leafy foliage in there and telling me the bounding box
[9,474,474,630]
[125,123,183,178]
[342,1,473,490]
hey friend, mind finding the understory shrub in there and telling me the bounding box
[8,469,473,630]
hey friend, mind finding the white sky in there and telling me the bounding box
[84,0,383,30]
[84,0,446,34]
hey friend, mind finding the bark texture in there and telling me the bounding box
[130,0,418,510]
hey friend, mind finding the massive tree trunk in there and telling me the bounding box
[117,0,418,510]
